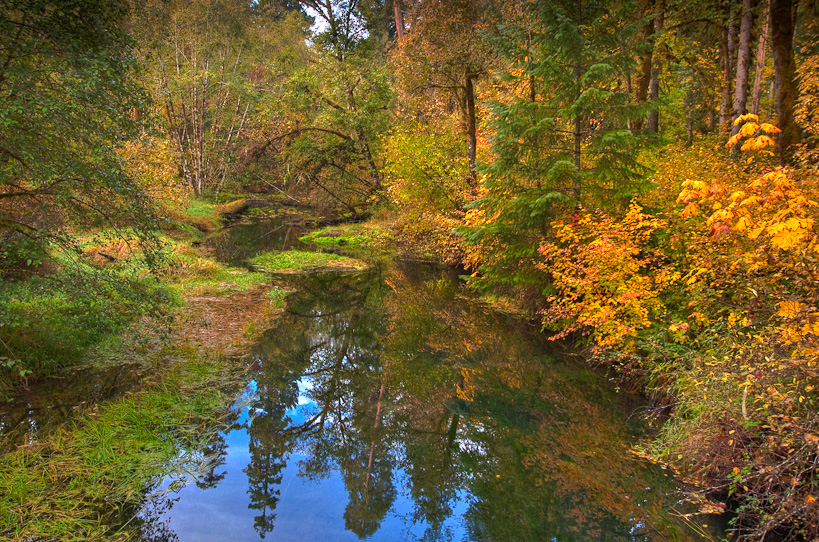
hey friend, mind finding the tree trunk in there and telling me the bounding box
[647,0,665,132]
[633,0,655,131]
[719,0,739,132]
[769,0,800,163]
[465,69,477,185]
[719,26,731,129]
[686,84,695,145]
[730,0,756,157]
[393,0,405,37]
[751,1,769,114]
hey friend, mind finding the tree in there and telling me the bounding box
[647,0,665,132]
[249,1,391,213]
[390,0,497,182]
[0,0,158,272]
[769,0,801,162]
[750,0,769,115]
[135,0,265,196]
[729,0,756,157]
[719,0,739,131]
[459,0,647,292]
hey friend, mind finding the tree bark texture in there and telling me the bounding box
[633,0,655,131]
[769,0,800,163]
[719,0,739,132]
[732,0,755,122]
[464,70,477,184]
[646,0,664,132]
[751,0,769,115]
[730,0,756,157]
[393,0,405,38]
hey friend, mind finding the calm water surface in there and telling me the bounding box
[135,257,724,542]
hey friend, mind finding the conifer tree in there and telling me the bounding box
[459,0,648,290]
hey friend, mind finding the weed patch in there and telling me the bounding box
[298,222,393,252]
[249,250,366,273]
[0,348,244,542]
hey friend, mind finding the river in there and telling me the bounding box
[130,206,726,541]
[0,204,729,541]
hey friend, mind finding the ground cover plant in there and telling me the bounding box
[249,249,366,273]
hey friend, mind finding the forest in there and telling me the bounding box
[1,0,818,540]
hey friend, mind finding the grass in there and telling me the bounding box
[0,264,173,397]
[181,199,221,233]
[184,199,218,220]
[0,346,244,542]
[249,250,366,273]
[0,220,273,396]
[298,222,394,252]
[160,245,269,296]
[0,194,291,539]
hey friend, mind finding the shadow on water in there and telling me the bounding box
[134,260,730,542]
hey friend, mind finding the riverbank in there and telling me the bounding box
[0,198,383,541]
[1,185,814,541]
[385,138,819,540]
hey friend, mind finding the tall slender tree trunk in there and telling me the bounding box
[633,0,655,131]
[464,69,477,185]
[719,0,739,132]
[573,0,583,201]
[730,0,756,157]
[751,0,770,114]
[573,62,583,201]
[393,0,405,37]
[686,83,695,145]
[647,0,665,132]
[769,0,800,163]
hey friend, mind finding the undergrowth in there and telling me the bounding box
[249,249,366,272]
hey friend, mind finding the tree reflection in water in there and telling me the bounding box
[140,262,719,541]
[240,263,702,541]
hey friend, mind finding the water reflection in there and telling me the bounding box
[205,203,313,266]
[0,364,145,453]
[138,262,714,541]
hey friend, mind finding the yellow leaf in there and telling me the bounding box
[777,301,804,319]
[734,113,759,126]
[771,230,802,250]
[739,122,760,138]
[681,202,700,218]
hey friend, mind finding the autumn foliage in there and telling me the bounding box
[538,204,678,352]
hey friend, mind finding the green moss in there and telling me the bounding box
[299,230,368,248]
[249,250,366,273]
